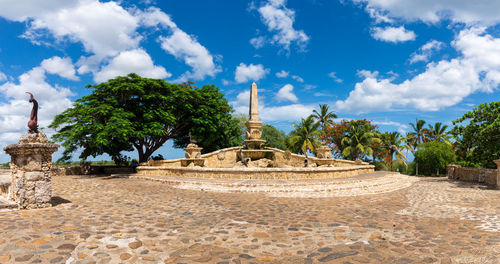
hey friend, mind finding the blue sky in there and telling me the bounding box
[0,0,499,162]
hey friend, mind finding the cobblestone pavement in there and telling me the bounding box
[0,175,499,263]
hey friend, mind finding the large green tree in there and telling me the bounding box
[451,101,500,168]
[261,124,289,150]
[50,74,241,163]
[414,141,456,175]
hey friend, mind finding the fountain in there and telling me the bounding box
[136,83,374,179]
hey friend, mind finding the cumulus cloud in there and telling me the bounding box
[0,2,218,83]
[234,63,269,83]
[328,72,343,83]
[94,49,170,83]
[254,0,309,51]
[353,0,500,25]
[0,64,74,147]
[276,84,298,102]
[20,1,140,61]
[336,27,500,113]
[159,30,220,82]
[371,26,416,43]
[276,70,289,78]
[410,40,444,64]
[40,56,79,81]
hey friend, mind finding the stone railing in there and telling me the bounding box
[447,160,500,189]
[136,165,375,180]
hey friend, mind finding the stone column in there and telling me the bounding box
[494,159,500,190]
[245,82,266,150]
[4,133,59,209]
[446,164,460,180]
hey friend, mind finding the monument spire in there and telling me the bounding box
[249,82,259,121]
[245,82,263,144]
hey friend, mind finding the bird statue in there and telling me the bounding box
[239,149,250,167]
[26,92,39,133]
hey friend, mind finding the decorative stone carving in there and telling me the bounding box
[315,145,332,159]
[182,143,204,167]
[283,151,292,161]
[217,151,225,161]
[184,143,202,159]
[4,132,59,209]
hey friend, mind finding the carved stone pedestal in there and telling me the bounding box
[182,143,204,167]
[3,133,59,209]
[315,145,332,159]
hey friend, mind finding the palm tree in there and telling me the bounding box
[408,119,429,145]
[341,120,381,160]
[311,104,338,143]
[408,119,430,175]
[427,122,451,144]
[380,132,408,171]
[312,104,337,129]
[289,116,322,155]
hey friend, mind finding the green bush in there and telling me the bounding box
[414,141,456,176]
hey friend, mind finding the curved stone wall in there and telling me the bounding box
[136,165,374,180]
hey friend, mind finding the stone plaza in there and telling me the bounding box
[1,171,500,263]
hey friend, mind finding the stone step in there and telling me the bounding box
[0,197,17,209]
[133,173,419,198]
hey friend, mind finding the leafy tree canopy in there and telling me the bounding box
[50,73,241,163]
[414,141,456,175]
[324,119,379,160]
[261,124,289,150]
[451,101,500,168]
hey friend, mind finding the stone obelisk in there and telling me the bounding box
[245,83,265,149]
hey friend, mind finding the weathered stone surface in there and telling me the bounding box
[3,132,58,209]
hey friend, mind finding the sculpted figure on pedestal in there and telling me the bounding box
[26,92,39,133]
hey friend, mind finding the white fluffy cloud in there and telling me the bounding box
[159,30,220,82]
[234,63,269,83]
[276,84,298,102]
[135,7,220,82]
[335,28,500,113]
[410,40,444,64]
[0,64,74,146]
[94,49,170,83]
[276,70,289,78]
[354,0,500,25]
[0,2,218,83]
[254,0,309,51]
[371,26,416,43]
[40,56,79,81]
